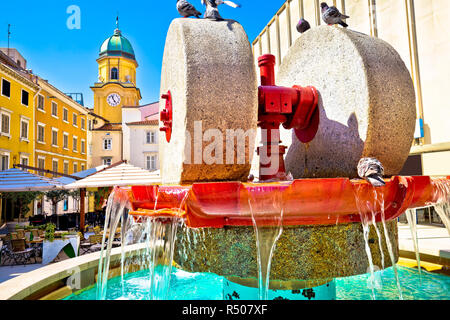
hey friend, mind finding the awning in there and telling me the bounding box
[64,163,161,189]
[0,169,64,192]
[56,165,107,186]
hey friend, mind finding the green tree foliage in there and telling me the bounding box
[1,192,43,221]
[45,190,71,215]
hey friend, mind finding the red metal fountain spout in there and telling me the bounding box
[257,54,319,181]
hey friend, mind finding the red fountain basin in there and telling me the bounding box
[125,176,450,228]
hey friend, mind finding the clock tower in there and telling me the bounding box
[91,26,142,123]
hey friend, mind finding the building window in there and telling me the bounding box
[51,102,58,117]
[146,155,157,171]
[146,131,156,144]
[103,158,112,166]
[52,129,58,147]
[81,118,86,130]
[37,95,45,111]
[21,90,29,106]
[37,157,45,175]
[52,160,58,177]
[73,113,78,127]
[1,154,9,170]
[1,79,11,98]
[20,157,28,170]
[81,139,86,154]
[63,108,68,122]
[81,163,86,171]
[20,119,29,140]
[1,112,11,136]
[37,124,45,143]
[63,133,69,149]
[73,136,78,152]
[111,68,119,80]
[63,162,69,175]
[73,162,78,173]
[88,120,93,131]
[103,138,112,151]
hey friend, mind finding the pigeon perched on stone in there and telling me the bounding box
[321,2,350,28]
[201,0,241,21]
[177,0,202,18]
[296,18,311,33]
[357,158,386,188]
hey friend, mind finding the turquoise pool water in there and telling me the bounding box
[65,266,450,300]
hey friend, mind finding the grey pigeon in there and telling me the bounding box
[357,158,386,188]
[177,0,202,18]
[296,18,311,33]
[321,2,349,28]
[201,0,241,21]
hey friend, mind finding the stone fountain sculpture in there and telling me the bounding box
[125,18,443,300]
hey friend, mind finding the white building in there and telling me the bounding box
[122,102,160,171]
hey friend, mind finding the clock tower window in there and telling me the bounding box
[111,67,119,80]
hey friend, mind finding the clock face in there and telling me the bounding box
[107,93,121,107]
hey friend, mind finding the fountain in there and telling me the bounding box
[96,20,450,300]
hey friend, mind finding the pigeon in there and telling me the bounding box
[357,158,386,188]
[177,0,202,18]
[296,18,311,33]
[201,0,241,21]
[321,2,350,28]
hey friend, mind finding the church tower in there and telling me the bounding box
[91,25,142,123]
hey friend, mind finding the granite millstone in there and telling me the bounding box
[175,221,399,282]
[277,26,416,179]
[159,19,258,184]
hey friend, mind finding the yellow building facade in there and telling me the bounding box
[253,0,450,177]
[0,62,38,171]
[34,79,89,178]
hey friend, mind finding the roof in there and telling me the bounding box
[64,163,161,189]
[126,120,159,126]
[0,169,64,192]
[99,29,136,61]
[56,165,107,185]
[93,123,123,131]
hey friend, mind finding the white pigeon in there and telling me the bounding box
[201,0,241,20]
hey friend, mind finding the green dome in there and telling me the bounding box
[99,29,136,61]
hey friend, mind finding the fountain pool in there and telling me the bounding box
[64,266,450,301]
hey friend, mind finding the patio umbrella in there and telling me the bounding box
[64,163,160,231]
[64,163,161,189]
[0,169,64,192]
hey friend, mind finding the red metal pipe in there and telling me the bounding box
[126,176,450,228]
[257,54,320,181]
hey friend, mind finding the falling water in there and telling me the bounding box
[379,193,403,300]
[248,190,284,301]
[353,185,379,300]
[97,187,188,300]
[97,188,131,300]
[405,209,421,277]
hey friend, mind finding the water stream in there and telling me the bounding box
[405,209,421,277]
[97,187,188,300]
[248,189,284,300]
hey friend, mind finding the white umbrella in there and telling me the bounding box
[64,163,161,189]
[0,169,64,192]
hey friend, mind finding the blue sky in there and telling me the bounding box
[0,0,286,108]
